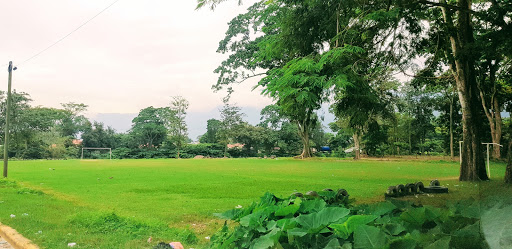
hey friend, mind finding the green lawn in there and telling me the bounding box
[0,158,507,248]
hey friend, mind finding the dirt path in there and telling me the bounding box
[0,236,14,249]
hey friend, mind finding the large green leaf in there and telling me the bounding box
[382,223,406,236]
[214,208,244,220]
[250,229,282,249]
[287,227,308,237]
[275,199,301,217]
[388,235,416,249]
[330,215,378,239]
[323,237,343,249]
[296,207,350,233]
[299,198,327,213]
[400,207,426,226]
[353,225,388,249]
[370,201,397,216]
[425,237,450,249]
[450,222,483,249]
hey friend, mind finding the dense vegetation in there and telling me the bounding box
[1,90,511,161]
[209,191,491,249]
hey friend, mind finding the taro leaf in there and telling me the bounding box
[450,222,483,249]
[323,237,343,249]
[299,198,327,213]
[240,206,278,229]
[400,207,426,226]
[329,215,379,239]
[276,218,298,231]
[340,243,353,249]
[250,229,282,249]
[460,203,481,219]
[374,215,391,225]
[296,207,350,233]
[370,201,397,216]
[425,237,450,249]
[382,223,406,236]
[353,225,388,249]
[424,206,442,221]
[214,208,244,220]
[275,199,301,217]
[287,227,308,237]
[267,220,277,230]
[481,203,512,249]
[388,235,416,249]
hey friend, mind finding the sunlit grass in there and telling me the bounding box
[0,158,507,248]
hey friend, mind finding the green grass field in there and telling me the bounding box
[0,158,508,248]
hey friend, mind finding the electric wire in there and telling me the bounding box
[17,0,122,67]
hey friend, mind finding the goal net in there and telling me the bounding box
[81,147,112,160]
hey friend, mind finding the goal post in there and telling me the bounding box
[81,147,112,160]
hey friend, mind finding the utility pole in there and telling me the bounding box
[4,61,15,178]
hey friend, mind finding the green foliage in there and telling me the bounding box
[168,96,190,158]
[130,106,169,148]
[209,191,489,249]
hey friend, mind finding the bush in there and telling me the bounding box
[208,191,487,249]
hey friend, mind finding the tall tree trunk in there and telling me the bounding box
[442,0,487,181]
[505,141,512,184]
[297,120,312,158]
[493,97,502,158]
[301,130,312,158]
[353,129,361,160]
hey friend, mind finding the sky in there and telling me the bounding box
[0,0,294,139]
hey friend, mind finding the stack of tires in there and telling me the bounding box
[385,180,448,198]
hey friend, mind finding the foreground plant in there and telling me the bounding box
[208,191,487,249]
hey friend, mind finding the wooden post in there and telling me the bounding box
[487,143,490,178]
[3,62,13,178]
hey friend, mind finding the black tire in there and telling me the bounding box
[405,183,417,194]
[386,186,398,197]
[336,188,349,201]
[423,186,449,193]
[415,182,425,192]
[396,184,408,196]
[305,191,319,199]
[430,179,440,187]
[337,188,349,197]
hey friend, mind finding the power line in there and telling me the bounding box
[18,0,122,66]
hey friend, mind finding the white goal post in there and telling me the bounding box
[81,147,112,160]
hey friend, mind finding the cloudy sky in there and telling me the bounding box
[1,0,333,139]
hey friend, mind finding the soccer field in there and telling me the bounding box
[0,158,507,248]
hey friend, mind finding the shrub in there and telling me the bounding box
[208,191,487,249]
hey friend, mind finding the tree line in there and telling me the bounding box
[1,89,510,162]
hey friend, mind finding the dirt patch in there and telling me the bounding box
[0,236,14,249]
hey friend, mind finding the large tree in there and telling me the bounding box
[130,107,169,148]
[168,96,190,158]
[218,103,245,157]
